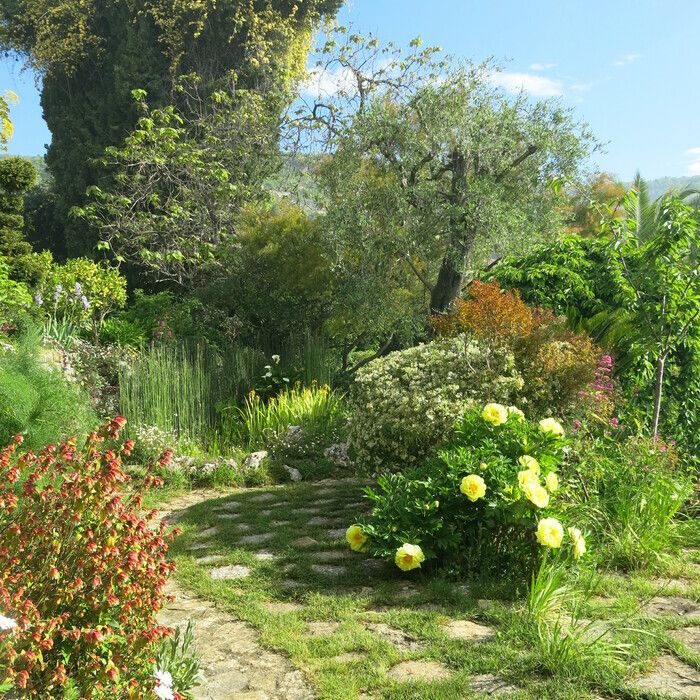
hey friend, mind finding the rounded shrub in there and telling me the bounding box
[347,334,523,472]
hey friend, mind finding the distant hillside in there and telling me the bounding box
[0,154,48,182]
[642,175,700,200]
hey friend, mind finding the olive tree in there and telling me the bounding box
[288,30,597,315]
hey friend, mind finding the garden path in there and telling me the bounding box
[158,482,700,699]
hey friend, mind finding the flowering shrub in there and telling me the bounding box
[0,418,184,698]
[347,335,523,472]
[350,405,586,573]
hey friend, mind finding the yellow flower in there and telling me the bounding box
[539,417,565,438]
[518,455,540,475]
[460,474,486,502]
[518,469,538,489]
[507,406,525,422]
[568,527,586,559]
[346,525,368,552]
[479,462,488,472]
[482,403,508,426]
[523,481,549,508]
[545,472,559,493]
[395,543,425,572]
[537,518,564,548]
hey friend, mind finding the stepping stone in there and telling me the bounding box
[293,537,318,548]
[292,507,319,515]
[309,550,347,562]
[214,501,240,512]
[308,516,335,526]
[442,619,495,643]
[387,660,452,682]
[218,513,242,520]
[644,597,700,618]
[254,550,276,562]
[394,583,420,600]
[259,509,273,517]
[249,494,276,503]
[239,533,274,545]
[365,622,425,651]
[327,528,347,540]
[650,578,693,594]
[196,555,227,566]
[233,523,251,532]
[269,501,289,508]
[280,579,302,591]
[270,520,291,527]
[315,488,338,496]
[199,526,219,538]
[470,674,519,695]
[633,654,700,698]
[311,564,347,577]
[210,565,251,580]
[187,542,209,551]
[307,621,342,636]
[262,601,304,614]
[670,627,700,654]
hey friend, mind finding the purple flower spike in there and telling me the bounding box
[81,295,90,310]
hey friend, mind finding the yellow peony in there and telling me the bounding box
[518,455,540,475]
[537,518,564,548]
[539,417,565,438]
[346,525,368,552]
[482,403,508,426]
[523,481,549,508]
[460,474,486,502]
[507,406,525,422]
[545,472,559,493]
[395,543,425,572]
[518,469,538,489]
[568,527,586,559]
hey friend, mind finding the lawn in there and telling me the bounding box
[165,480,700,700]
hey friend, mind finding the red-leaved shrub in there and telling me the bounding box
[0,418,179,698]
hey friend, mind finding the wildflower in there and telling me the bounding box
[539,417,565,438]
[81,294,90,310]
[545,472,559,492]
[518,469,538,488]
[346,525,368,552]
[609,417,619,428]
[74,282,82,296]
[271,354,281,364]
[523,481,549,508]
[518,455,540,475]
[568,527,587,559]
[53,283,63,301]
[482,403,508,426]
[0,615,17,632]
[536,518,564,548]
[33,292,43,306]
[507,406,525,421]
[154,669,174,699]
[460,474,486,502]
[572,419,581,432]
[395,543,425,572]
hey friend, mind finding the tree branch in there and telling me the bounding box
[494,144,538,183]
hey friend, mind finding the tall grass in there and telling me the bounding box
[119,343,264,452]
[232,384,345,449]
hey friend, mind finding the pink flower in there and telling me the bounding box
[609,417,619,428]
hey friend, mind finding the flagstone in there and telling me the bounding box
[210,565,252,580]
[387,660,452,682]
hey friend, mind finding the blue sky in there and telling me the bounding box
[2,0,699,180]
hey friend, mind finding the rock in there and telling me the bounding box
[262,601,304,614]
[196,555,227,566]
[284,465,303,482]
[210,565,251,580]
[243,451,269,470]
[285,425,305,442]
[249,493,276,503]
[442,619,495,643]
[327,528,347,540]
[307,621,342,636]
[309,550,347,562]
[387,660,452,682]
[270,520,291,528]
[324,443,353,468]
[365,622,425,651]
[254,551,276,561]
[239,533,275,545]
[670,627,700,654]
[633,654,700,698]
[198,526,219,538]
[293,537,319,548]
[218,513,242,520]
[308,516,335,526]
[470,674,519,695]
[644,596,700,618]
[310,564,347,577]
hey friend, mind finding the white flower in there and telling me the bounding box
[0,615,17,632]
[154,669,173,688]
[154,684,175,700]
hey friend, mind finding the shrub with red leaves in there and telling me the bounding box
[0,418,181,698]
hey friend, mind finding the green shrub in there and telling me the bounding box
[0,255,32,327]
[0,331,96,450]
[353,405,584,575]
[347,334,524,472]
[568,433,693,571]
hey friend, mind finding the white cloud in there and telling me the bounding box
[570,82,593,93]
[530,62,557,71]
[688,147,700,175]
[613,53,641,67]
[488,71,563,97]
[301,65,356,98]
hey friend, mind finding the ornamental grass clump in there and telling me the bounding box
[0,418,184,698]
[349,404,587,575]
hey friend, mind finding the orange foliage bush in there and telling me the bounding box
[431,280,605,417]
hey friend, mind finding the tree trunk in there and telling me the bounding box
[430,254,465,314]
[651,352,667,438]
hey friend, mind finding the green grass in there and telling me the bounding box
[165,480,700,699]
